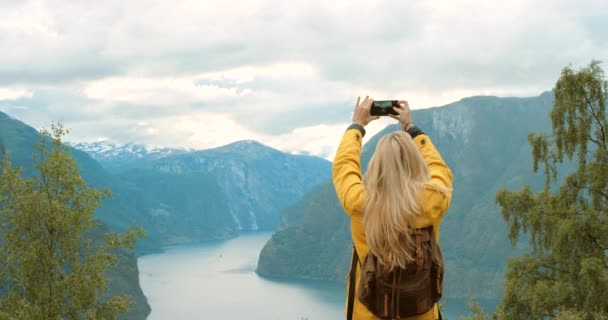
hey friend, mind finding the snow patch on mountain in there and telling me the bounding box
[68,141,190,162]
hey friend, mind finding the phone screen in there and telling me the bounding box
[370,100,399,116]
[375,101,393,108]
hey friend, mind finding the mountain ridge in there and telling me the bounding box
[67,141,190,173]
[70,135,333,233]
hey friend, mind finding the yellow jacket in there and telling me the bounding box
[332,127,453,320]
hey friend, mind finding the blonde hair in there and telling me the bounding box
[363,131,431,270]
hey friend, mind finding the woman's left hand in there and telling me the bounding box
[389,100,413,130]
[352,96,379,127]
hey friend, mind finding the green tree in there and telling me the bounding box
[495,61,608,319]
[0,124,145,320]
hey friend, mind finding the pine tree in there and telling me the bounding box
[0,124,144,320]
[495,61,608,319]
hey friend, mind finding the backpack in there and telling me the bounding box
[347,226,444,320]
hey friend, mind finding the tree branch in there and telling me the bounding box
[582,88,607,150]
[571,181,608,203]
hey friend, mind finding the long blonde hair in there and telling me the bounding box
[363,131,431,270]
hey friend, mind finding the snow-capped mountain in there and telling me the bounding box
[69,138,332,232]
[68,141,190,173]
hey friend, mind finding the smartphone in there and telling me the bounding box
[370,100,399,116]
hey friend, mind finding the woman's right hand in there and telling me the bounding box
[352,96,379,127]
[390,100,414,131]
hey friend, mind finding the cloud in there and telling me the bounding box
[84,76,250,105]
[0,0,607,158]
[0,87,33,100]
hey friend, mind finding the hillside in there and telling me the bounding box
[258,92,556,299]
[121,168,236,245]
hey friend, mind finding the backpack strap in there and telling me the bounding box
[346,245,359,320]
[415,230,425,273]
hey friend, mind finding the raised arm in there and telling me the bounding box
[333,125,367,217]
[333,96,378,217]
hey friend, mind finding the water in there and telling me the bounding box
[138,232,497,320]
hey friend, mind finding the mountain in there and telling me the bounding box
[0,113,150,320]
[257,92,559,300]
[92,138,332,250]
[67,141,189,173]
[150,140,332,230]
[71,138,333,233]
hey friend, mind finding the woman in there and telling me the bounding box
[332,96,453,320]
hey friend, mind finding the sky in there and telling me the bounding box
[1,0,607,160]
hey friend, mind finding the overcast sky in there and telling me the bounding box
[1,0,607,159]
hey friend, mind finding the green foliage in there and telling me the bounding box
[496,61,608,319]
[0,124,145,320]
[553,310,608,320]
